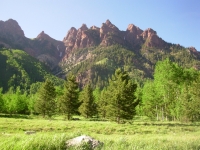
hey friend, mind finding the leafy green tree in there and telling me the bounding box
[30,82,43,95]
[153,59,183,120]
[2,87,28,114]
[59,73,79,120]
[79,83,97,118]
[142,59,200,121]
[0,88,4,113]
[183,78,200,121]
[34,79,56,118]
[13,87,29,114]
[106,68,138,123]
[141,80,160,119]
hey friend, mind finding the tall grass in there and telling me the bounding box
[0,116,200,150]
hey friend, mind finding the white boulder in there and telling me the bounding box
[66,135,103,149]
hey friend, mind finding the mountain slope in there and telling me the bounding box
[60,20,200,88]
[0,19,65,71]
[0,19,200,89]
[0,48,63,92]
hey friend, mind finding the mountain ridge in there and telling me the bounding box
[0,18,200,88]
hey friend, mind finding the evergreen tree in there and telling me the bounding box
[34,79,56,118]
[106,68,138,123]
[79,83,97,118]
[98,88,109,119]
[59,73,79,120]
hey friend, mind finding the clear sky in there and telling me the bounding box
[1,0,200,50]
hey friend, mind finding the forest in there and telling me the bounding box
[0,53,200,123]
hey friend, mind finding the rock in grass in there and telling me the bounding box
[25,131,36,135]
[66,135,103,149]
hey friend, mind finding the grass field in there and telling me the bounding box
[0,115,200,150]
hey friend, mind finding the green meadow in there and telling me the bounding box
[0,116,200,150]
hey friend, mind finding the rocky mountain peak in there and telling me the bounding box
[0,19,25,37]
[127,24,142,33]
[105,19,111,25]
[90,25,100,30]
[36,31,52,41]
[79,24,88,31]
[62,20,174,58]
[141,28,157,39]
[141,28,166,48]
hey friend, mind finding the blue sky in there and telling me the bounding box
[1,0,200,50]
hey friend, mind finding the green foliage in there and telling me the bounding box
[79,83,97,118]
[0,88,4,112]
[0,48,63,93]
[98,88,109,119]
[62,45,145,89]
[141,59,200,122]
[105,68,138,123]
[34,79,56,118]
[2,87,29,114]
[59,73,79,120]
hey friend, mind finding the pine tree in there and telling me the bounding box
[79,83,97,118]
[59,73,79,120]
[98,88,109,119]
[34,79,56,118]
[106,68,138,123]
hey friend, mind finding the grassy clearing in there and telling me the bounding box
[0,116,200,150]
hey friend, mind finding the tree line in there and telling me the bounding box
[140,58,200,122]
[0,58,200,122]
[0,69,138,123]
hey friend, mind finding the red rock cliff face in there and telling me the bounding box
[141,28,165,48]
[0,19,25,37]
[63,19,167,58]
[125,24,143,46]
[63,24,101,56]
[0,19,27,49]
[0,19,65,70]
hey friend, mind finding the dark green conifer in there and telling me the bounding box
[34,79,56,118]
[106,68,138,123]
[79,83,97,118]
[59,73,79,120]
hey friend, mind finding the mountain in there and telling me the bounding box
[0,19,65,71]
[62,19,167,55]
[60,20,200,88]
[0,48,63,92]
[0,19,200,89]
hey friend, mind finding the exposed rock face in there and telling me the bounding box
[36,31,65,59]
[188,46,198,53]
[0,19,65,70]
[63,24,100,56]
[141,28,166,48]
[125,24,143,46]
[63,19,167,59]
[0,19,27,49]
[66,135,103,149]
[0,19,25,37]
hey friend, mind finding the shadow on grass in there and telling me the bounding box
[0,114,32,119]
[133,116,200,127]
